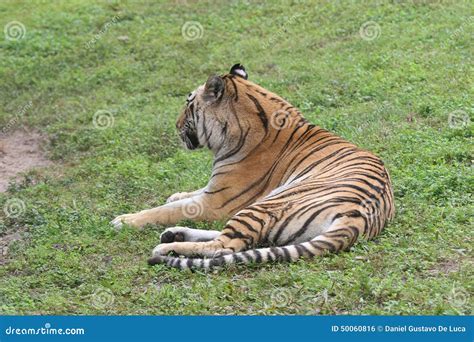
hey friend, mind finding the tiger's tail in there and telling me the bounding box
[148,224,362,270]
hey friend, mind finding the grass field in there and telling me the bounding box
[0,0,472,315]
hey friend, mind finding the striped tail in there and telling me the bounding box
[148,227,360,270]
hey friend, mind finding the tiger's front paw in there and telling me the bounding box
[166,192,191,203]
[111,212,150,229]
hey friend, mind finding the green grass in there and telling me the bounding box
[0,0,472,315]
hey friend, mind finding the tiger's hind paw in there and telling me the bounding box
[160,227,186,243]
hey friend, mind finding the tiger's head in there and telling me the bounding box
[176,64,297,157]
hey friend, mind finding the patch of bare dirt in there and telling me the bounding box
[0,130,51,192]
[427,258,462,276]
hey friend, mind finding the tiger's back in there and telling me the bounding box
[211,123,395,264]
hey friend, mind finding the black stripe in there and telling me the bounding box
[214,127,250,164]
[294,244,305,257]
[205,186,230,195]
[282,247,291,261]
[246,93,268,133]
[254,250,262,263]
[227,77,239,101]
[230,217,259,234]
[270,247,282,261]
[311,240,337,253]
[210,257,225,267]
[238,211,266,227]
[234,253,243,263]
[274,203,341,243]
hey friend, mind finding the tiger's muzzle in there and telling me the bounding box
[179,128,201,150]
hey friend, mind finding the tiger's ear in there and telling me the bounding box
[230,63,248,80]
[204,75,225,102]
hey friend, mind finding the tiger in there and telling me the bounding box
[111,63,395,270]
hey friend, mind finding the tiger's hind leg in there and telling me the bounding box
[160,227,221,243]
[151,205,276,258]
[302,214,367,257]
[152,239,233,258]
